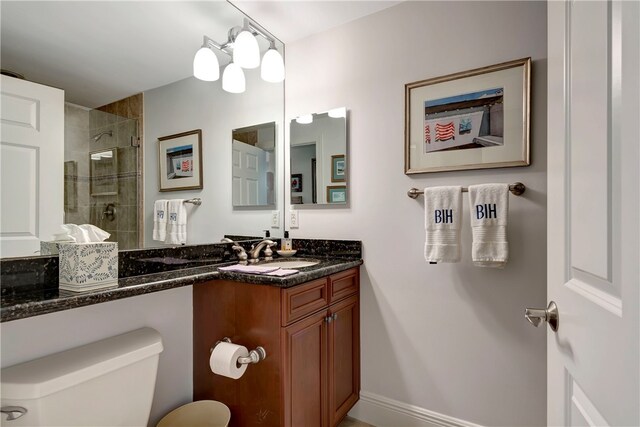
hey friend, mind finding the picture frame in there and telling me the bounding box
[331,154,346,182]
[404,57,530,174]
[158,129,203,191]
[291,173,303,192]
[326,185,346,204]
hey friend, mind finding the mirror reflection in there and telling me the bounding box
[0,1,284,257]
[232,122,276,207]
[290,108,347,205]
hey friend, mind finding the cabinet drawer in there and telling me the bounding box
[282,278,329,326]
[329,268,359,304]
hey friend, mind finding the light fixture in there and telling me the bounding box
[328,107,346,119]
[261,43,285,83]
[193,46,220,81]
[222,62,246,94]
[233,26,260,69]
[296,114,313,124]
[193,19,284,93]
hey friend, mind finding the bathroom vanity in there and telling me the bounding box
[194,267,360,427]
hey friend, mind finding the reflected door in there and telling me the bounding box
[0,76,64,257]
[232,140,261,206]
[547,1,639,425]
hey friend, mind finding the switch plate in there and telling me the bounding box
[289,210,299,229]
[271,210,280,228]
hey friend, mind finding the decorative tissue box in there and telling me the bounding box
[58,242,118,292]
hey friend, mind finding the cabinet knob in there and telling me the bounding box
[332,313,338,321]
[325,315,333,323]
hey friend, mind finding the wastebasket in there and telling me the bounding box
[157,400,231,427]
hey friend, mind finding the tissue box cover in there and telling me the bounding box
[58,242,118,290]
[40,241,61,255]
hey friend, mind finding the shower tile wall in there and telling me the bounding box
[64,104,91,225]
[89,93,142,250]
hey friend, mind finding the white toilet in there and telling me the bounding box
[1,327,163,426]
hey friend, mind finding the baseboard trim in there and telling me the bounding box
[348,391,484,427]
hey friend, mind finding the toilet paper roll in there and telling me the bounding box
[210,341,249,379]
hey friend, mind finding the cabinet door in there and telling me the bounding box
[283,310,328,427]
[328,295,360,426]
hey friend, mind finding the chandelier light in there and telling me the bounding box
[193,19,284,94]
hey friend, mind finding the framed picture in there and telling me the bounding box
[326,186,346,204]
[291,173,303,192]
[405,57,530,174]
[331,154,346,182]
[158,129,203,191]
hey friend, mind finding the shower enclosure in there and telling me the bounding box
[64,100,141,249]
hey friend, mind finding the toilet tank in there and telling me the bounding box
[1,327,163,427]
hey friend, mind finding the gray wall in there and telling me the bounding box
[285,2,547,425]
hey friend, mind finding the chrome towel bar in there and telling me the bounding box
[407,182,526,199]
[184,198,202,206]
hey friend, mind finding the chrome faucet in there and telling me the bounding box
[221,238,248,262]
[249,239,277,262]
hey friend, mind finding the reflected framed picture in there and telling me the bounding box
[331,154,346,182]
[158,129,203,191]
[326,185,346,204]
[291,174,303,192]
[405,57,530,174]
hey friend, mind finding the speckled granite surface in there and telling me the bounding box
[1,239,362,323]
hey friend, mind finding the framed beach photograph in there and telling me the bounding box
[405,57,530,174]
[291,174,303,192]
[158,129,203,191]
[331,154,346,182]
[326,186,346,204]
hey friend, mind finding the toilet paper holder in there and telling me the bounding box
[211,337,267,365]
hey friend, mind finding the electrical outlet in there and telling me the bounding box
[289,210,299,229]
[271,210,280,228]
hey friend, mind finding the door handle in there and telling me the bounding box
[525,301,559,332]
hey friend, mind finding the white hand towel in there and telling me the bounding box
[153,200,168,242]
[468,183,509,268]
[165,199,188,245]
[424,186,462,263]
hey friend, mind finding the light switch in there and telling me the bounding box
[271,210,280,228]
[289,210,299,229]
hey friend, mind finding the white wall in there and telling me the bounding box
[285,2,547,426]
[0,287,192,426]
[144,70,284,247]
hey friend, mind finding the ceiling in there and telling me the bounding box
[0,1,400,108]
[229,1,402,43]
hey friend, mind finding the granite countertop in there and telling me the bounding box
[1,256,363,323]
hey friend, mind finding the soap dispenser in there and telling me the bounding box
[282,231,292,251]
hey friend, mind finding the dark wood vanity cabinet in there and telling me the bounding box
[194,267,360,427]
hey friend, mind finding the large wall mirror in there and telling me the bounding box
[0,1,284,258]
[289,108,347,205]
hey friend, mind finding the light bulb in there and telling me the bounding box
[233,30,260,69]
[261,48,285,83]
[193,47,219,81]
[296,114,313,124]
[222,62,246,93]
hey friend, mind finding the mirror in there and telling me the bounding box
[0,1,284,257]
[289,108,347,205]
[232,122,276,207]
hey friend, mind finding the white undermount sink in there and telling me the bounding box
[261,260,320,268]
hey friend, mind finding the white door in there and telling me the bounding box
[232,139,262,206]
[545,1,639,425]
[0,76,64,257]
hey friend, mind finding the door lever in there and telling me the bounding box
[525,301,559,332]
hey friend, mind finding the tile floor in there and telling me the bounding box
[338,416,374,427]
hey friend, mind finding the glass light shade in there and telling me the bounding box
[233,30,260,69]
[296,114,313,124]
[328,107,346,118]
[261,48,285,83]
[193,47,219,81]
[222,62,246,93]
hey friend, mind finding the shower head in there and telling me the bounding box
[93,130,113,142]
